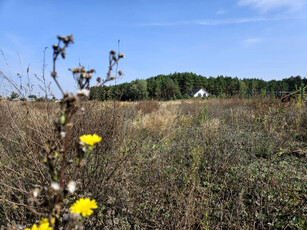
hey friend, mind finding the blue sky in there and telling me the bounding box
[0,0,307,97]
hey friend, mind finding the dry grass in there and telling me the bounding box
[0,98,306,229]
[133,107,179,135]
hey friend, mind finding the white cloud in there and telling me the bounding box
[238,0,306,12]
[139,16,294,27]
[196,17,281,25]
[243,38,263,46]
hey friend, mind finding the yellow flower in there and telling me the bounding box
[70,198,98,217]
[25,218,54,230]
[39,218,55,226]
[25,224,38,230]
[79,134,102,146]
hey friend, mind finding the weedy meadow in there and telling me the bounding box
[0,36,306,229]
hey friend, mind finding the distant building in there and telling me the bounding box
[189,88,209,97]
[28,98,36,102]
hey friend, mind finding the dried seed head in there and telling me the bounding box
[67,34,74,43]
[96,77,101,83]
[32,188,40,198]
[67,181,76,194]
[85,72,93,79]
[63,37,69,43]
[51,182,60,191]
[51,71,57,78]
[57,35,64,40]
[118,70,123,76]
[80,72,87,79]
[61,50,66,59]
[118,53,124,58]
[57,34,74,45]
[110,50,116,56]
[69,68,77,74]
[52,44,59,51]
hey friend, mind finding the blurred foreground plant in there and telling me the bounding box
[8,35,123,230]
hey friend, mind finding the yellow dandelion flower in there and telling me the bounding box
[25,217,55,230]
[79,134,102,146]
[39,218,55,226]
[70,198,98,217]
[25,224,38,230]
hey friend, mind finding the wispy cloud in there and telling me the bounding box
[243,38,263,46]
[139,16,300,27]
[238,0,306,12]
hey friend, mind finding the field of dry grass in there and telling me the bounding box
[0,98,306,229]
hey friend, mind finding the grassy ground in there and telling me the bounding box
[0,98,306,229]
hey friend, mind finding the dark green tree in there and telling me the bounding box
[9,91,19,101]
[28,95,38,101]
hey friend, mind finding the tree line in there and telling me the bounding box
[89,73,307,101]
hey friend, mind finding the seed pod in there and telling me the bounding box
[118,53,124,58]
[61,50,66,59]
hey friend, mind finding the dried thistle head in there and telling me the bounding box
[110,50,116,56]
[118,53,124,59]
[53,34,74,62]
[69,66,95,90]
[52,44,59,51]
[67,34,74,43]
[57,34,74,45]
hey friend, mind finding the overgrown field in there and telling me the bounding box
[0,98,306,229]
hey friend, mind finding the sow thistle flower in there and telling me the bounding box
[25,218,55,230]
[70,198,98,217]
[79,134,102,146]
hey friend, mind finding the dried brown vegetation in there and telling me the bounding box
[0,98,306,229]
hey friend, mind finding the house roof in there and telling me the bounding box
[190,88,207,94]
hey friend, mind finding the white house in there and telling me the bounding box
[189,88,209,97]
